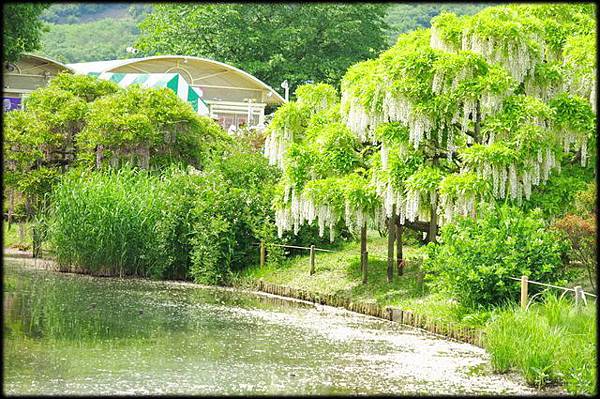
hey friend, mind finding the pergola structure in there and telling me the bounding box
[68,55,286,129]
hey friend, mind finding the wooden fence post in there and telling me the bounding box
[520,275,528,310]
[260,240,265,268]
[574,286,586,306]
[309,245,315,275]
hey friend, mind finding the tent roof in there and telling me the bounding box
[90,71,209,115]
[68,55,286,105]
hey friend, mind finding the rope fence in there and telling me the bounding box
[510,275,596,309]
[255,241,336,275]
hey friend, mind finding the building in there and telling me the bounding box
[3,54,72,111]
[68,55,286,130]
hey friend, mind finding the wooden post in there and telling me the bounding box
[387,207,396,283]
[260,240,265,267]
[19,222,25,244]
[574,286,586,306]
[309,245,315,275]
[520,275,528,310]
[396,219,404,276]
[360,222,367,283]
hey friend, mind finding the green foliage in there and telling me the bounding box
[39,4,135,24]
[423,205,570,309]
[339,3,596,232]
[188,150,281,284]
[549,93,596,135]
[48,147,280,284]
[521,163,594,218]
[485,294,596,394]
[79,84,227,169]
[3,73,227,224]
[136,3,390,92]
[40,18,140,63]
[3,3,48,62]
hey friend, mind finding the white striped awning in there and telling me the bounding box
[88,72,209,115]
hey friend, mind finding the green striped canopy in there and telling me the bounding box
[88,72,209,115]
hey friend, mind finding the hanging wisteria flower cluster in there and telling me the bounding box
[275,188,340,242]
[264,127,290,169]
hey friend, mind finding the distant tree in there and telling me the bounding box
[40,18,140,63]
[385,4,493,44]
[135,3,390,94]
[3,3,49,62]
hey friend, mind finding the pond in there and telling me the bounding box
[3,258,539,395]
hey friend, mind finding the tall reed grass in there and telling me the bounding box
[484,292,596,394]
[48,166,194,278]
[48,152,279,283]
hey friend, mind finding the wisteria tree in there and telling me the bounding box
[3,73,228,256]
[265,83,383,282]
[341,4,595,275]
[264,3,596,284]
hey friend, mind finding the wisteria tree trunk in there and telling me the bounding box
[396,218,404,276]
[360,222,368,284]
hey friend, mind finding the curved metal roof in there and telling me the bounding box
[20,53,73,72]
[67,55,285,104]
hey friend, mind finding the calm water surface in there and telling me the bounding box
[3,258,539,395]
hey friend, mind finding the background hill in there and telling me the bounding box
[38,3,491,63]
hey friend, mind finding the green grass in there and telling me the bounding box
[238,232,421,301]
[2,222,32,249]
[485,293,596,394]
[236,231,475,328]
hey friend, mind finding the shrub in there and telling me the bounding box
[551,182,597,292]
[485,293,596,394]
[521,163,594,218]
[48,148,280,284]
[188,150,280,284]
[423,205,570,309]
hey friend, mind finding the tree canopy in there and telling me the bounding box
[266,3,596,245]
[3,73,228,220]
[135,3,390,94]
[3,3,49,62]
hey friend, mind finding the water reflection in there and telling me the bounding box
[3,259,537,395]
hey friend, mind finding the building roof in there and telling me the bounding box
[11,53,73,74]
[68,55,286,105]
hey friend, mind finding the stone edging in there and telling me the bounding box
[245,279,485,348]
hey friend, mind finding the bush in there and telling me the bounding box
[188,150,280,284]
[521,163,594,218]
[48,148,280,284]
[485,293,596,394]
[551,182,596,292]
[423,205,570,309]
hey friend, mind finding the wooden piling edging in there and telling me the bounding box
[247,279,485,348]
[260,241,266,268]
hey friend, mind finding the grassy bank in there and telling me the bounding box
[486,295,596,394]
[236,232,478,329]
[2,222,32,250]
[235,232,596,395]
